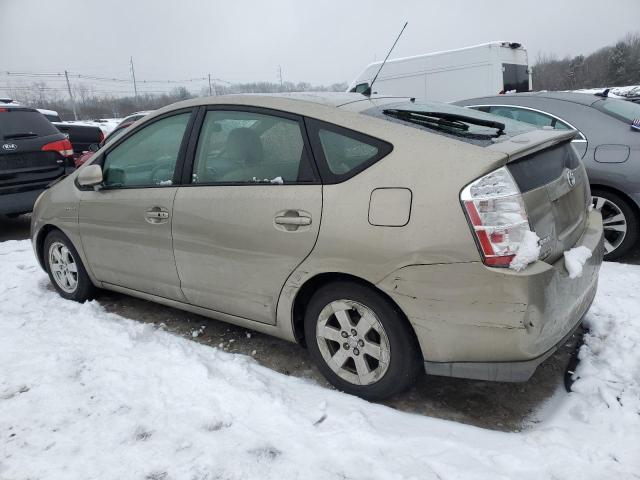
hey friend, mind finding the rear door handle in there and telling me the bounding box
[274,210,312,231]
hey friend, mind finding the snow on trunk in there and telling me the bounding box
[509,230,540,271]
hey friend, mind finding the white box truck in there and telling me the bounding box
[348,41,532,103]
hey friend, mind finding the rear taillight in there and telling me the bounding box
[98,130,105,143]
[42,138,73,158]
[461,166,532,267]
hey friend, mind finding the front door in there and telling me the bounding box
[172,108,322,324]
[79,111,193,300]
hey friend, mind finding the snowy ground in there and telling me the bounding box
[1,240,639,480]
[573,85,640,99]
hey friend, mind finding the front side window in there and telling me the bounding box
[191,110,314,184]
[351,83,369,94]
[102,112,190,187]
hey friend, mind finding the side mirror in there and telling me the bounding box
[78,164,103,187]
[88,143,100,152]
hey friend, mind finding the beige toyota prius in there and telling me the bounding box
[31,93,604,400]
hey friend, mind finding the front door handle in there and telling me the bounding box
[145,207,170,224]
[146,211,169,219]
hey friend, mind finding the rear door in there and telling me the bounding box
[78,110,194,300]
[172,107,321,324]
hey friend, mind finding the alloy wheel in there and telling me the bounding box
[48,241,79,293]
[315,299,391,386]
[592,196,627,255]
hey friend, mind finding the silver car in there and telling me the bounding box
[31,93,603,400]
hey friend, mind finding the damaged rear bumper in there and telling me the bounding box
[377,210,604,382]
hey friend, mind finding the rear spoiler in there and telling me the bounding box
[487,129,577,163]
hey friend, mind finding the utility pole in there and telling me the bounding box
[130,56,138,99]
[277,65,283,87]
[208,73,212,96]
[64,70,78,121]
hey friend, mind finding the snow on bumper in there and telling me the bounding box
[378,210,604,379]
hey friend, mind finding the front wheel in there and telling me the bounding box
[591,189,639,260]
[44,230,96,302]
[304,281,422,400]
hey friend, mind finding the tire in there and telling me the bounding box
[304,281,422,400]
[591,189,639,261]
[44,230,96,302]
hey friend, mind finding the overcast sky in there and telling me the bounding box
[1,0,639,93]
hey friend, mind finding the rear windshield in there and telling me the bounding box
[593,98,640,124]
[362,100,536,146]
[503,64,529,93]
[0,109,59,140]
[43,114,62,122]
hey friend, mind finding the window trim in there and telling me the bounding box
[76,107,197,191]
[465,104,587,142]
[179,105,321,187]
[304,117,394,184]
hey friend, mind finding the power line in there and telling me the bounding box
[2,71,229,84]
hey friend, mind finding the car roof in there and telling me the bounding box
[157,92,413,117]
[37,108,59,116]
[461,91,603,107]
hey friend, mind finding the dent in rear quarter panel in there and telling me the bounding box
[378,210,603,364]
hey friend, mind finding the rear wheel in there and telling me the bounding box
[44,230,96,302]
[304,281,422,400]
[591,189,638,260]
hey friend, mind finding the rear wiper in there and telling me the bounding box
[383,109,506,138]
[3,132,38,139]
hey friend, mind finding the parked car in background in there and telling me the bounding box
[1,105,74,216]
[118,111,153,125]
[74,111,153,167]
[455,91,640,260]
[37,109,104,159]
[349,41,531,102]
[32,93,603,400]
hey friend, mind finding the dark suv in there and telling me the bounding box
[0,106,74,216]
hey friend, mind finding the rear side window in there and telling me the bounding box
[191,109,315,184]
[306,118,392,183]
[502,64,529,93]
[0,109,59,140]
